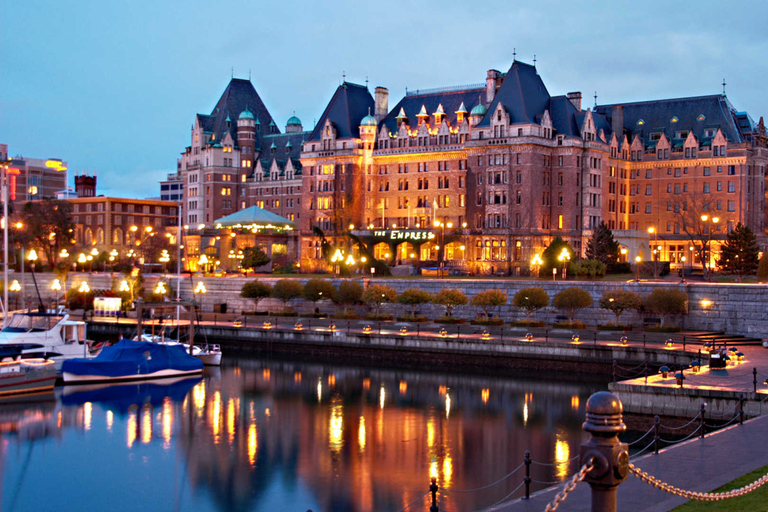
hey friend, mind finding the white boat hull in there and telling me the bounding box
[196,352,222,366]
[62,367,202,384]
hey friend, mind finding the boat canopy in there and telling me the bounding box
[62,340,203,378]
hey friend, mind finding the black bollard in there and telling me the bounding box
[643,333,646,348]
[500,326,503,341]
[378,322,381,335]
[612,360,616,384]
[754,368,758,393]
[430,477,439,512]
[457,324,460,339]
[644,356,648,384]
[347,321,350,333]
[594,330,597,344]
[417,323,420,337]
[580,391,629,512]
[654,415,660,454]
[545,329,549,342]
[244,316,247,328]
[683,335,686,352]
[739,393,744,425]
[524,450,532,499]
[700,403,706,439]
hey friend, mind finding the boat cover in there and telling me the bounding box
[62,339,203,377]
[61,376,201,415]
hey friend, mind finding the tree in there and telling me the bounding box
[717,223,760,282]
[598,289,642,325]
[585,222,620,266]
[243,246,270,271]
[644,288,688,327]
[303,278,336,307]
[333,280,363,312]
[433,288,468,317]
[240,280,272,312]
[362,284,397,316]
[512,287,549,321]
[541,237,574,277]
[758,251,768,283]
[672,195,723,280]
[20,198,74,269]
[552,287,593,323]
[271,280,303,312]
[397,288,433,317]
[470,289,508,318]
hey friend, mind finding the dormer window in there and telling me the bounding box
[671,116,679,123]
[697,114,706,122]
[637,119,644,126]
[650,133,661,141]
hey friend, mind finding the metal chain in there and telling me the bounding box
[629,463,768,500]
[543,460,593,512]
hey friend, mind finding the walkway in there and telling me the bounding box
[500,413,768,511]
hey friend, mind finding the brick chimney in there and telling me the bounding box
[374,87,389,121]
[567,92,582,111]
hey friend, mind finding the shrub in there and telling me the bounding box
[510,320,545,328]
[470,317,504,326]
[644,288,688,327]
[512,287,549,321]
[396,314,429,322]
[598,289,642,325]
[240,280,272,312]
[572,260,607,278]
[433,288,468,317]
[552,287,593,323]
[434,316,466,324]
[362,284,397,316]
[470,289,508,318]
[607,261,632,274]
[553,321,587,329]
[597,323,633,331]
[271,280,303,312]
[303,278,335,305]
[397,288,433,317]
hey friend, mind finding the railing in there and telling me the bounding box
[404,83,485,96]
[390,391,761,512]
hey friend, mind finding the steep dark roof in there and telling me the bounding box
[203,78,279,146]
[548,96,582,137]
[476,61,550,127]
[259,131,308,173]
[595,95,745,145]
[380,87,485,134]
[307,82,374,141]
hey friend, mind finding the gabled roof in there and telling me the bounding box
[214,205,294,229]
[594,95,745,145]
[548,96,582,137]
[380,87,485,134]
[203,78,278,147]
[258,131,308,172]
[476,61,550,127]
[307,82,375,141]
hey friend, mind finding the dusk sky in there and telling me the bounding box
[2,0,767,198]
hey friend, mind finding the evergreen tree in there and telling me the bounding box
[717,223,759,282]
[585,222,620,266]
[757,251,768,283]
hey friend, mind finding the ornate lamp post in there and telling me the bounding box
[634,256,642,282]
[51,278,62,308]
[701,215,720,281]
[531,254,543,278]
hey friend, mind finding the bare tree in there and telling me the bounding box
[669,194,723,280]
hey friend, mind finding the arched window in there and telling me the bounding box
[113,228,123,245]
[96,227,104,245]
[84,228,94,246]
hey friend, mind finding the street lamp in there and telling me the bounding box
[198,254,209,274]
[531,254,543,278]
[634,256,642,282]
[701,215,720,281]
[331,248,343,277]
[51,278,61,307]
[557,248,571,279]
[648,227,659,279]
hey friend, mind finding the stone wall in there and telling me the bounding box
[19,273,768,339]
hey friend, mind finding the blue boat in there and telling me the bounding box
[61,339,203,384]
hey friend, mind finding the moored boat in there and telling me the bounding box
[61,339,203,384]
[0,347,57,396]
[0,312,95,366]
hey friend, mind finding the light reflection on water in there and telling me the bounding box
[0,358,604,512]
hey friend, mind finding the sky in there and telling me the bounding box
[2,0,768,198]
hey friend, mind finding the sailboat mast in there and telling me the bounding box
[2,165,8,329]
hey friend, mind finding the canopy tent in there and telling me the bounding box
[213,206,295,231]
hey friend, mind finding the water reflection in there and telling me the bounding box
[0,359,604,512]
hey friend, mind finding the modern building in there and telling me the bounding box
[170,62,768,275]
[0,143,68,211]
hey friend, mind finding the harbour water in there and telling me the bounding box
[0,356,606,512]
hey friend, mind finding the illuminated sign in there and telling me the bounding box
[372,230,436,242]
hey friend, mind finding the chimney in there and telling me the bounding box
[374,87,389,120]
[486,69,501,103]
[611,106,624,139]
[567,92,582,111]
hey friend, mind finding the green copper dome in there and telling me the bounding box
[360,114,377,127]
[239,109,255,120]
[286,115,302,126]
[470,103,488,116]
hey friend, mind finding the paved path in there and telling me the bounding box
[499,413,768,512]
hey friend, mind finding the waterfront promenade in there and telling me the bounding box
[504,412,768,511]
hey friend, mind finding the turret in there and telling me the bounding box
[75,173,96,197]
[237,109,256,162]
[286,114,303,133]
